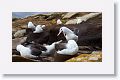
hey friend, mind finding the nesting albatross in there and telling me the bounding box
[56,40,78,55]
[26,21,36,35]
[26,22,46,34]
[41,40,62,56]
[57,19,62,25]
[16,44,46,59]
[33,25,43,33]
[28,21,36,29]
[54,40,79,62]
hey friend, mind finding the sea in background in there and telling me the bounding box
[12,12,48,18]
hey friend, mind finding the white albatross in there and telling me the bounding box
[57,40,79,55]
[16,44,37,58]
[57,19,62,25]
[41,40,62,56]
[57,27,78,41]
[33,25,43,33]
[41,25,46,28]
[28,21,35,29]
[16,44,45,58]
[28,22,46,33]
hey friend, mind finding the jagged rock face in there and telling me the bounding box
[12,37,27,49]
[63,12,78,19]
[14,29,26,38]
[66,51,102,62]
[65,19,77,25]
[65,13,101,24]
[12,55,36,62]
[54,53,78,62]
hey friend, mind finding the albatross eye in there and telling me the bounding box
[64,33,66,36]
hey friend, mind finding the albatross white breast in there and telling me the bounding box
[57,40,79,55]
[16,44,36,58]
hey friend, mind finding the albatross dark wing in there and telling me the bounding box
[31,43,47,51]
[31,47,42,56]
[55,43,66,51]
[26,28,35,35]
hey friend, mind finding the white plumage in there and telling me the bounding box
[41,40,62,56]
[33,25,43,33]
[57,27,78,41]
[28,21,35,29]
[16,44,36,58]
[57,40,78,55]
[41,25,46,28]
[57,19,62,25]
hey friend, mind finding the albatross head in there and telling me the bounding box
[57,27,73,37]
[16,44,24,52]
[33,25,43,33]
[28,21,35,29]
[16,44,32,57]
[41,25,46,29]
[57,27,78,41]
[57,27,63,36]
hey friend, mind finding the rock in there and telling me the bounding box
[42,57,54,62]
[76,12,101,23]
[88,57,98,61]
[14,29,26,38]
[12,28,17,33]
[91,51,102,54]
[54,52,78,62]
[90,51,102,60]
[63,12,78,19]
[12,49,20,55]
[12,28,20,39]
[66,54,89,62]
[34,16,40,19]
[12,55,37,62]
[66,51,102,62]
[65,12,101,25]
[46,14,61,20]
[78,46,99,54]
[65,19,77,25]
[12,17,19,21]
[20,25,27,29]
[12,37,27,49]
[78,50,92,54]
[20,37,27,43]
[65,18,84,25]
[88,51,102,62]
[79,46,95,50]
[76,58,82,61]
